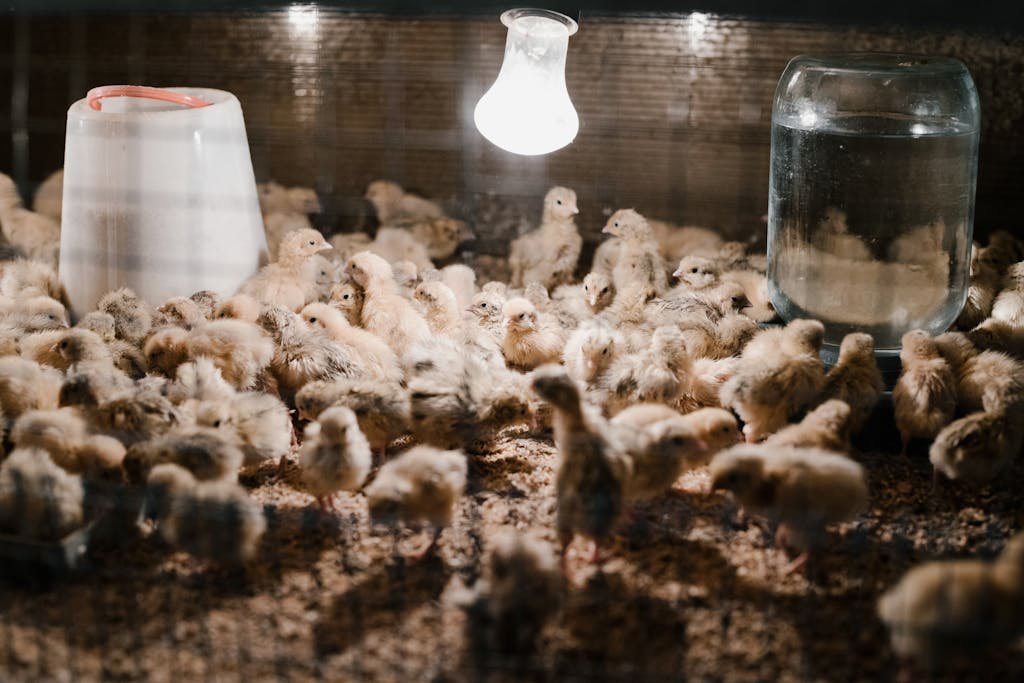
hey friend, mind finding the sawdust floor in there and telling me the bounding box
[1,422,1023,682]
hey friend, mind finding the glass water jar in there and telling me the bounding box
[767,54,980,358]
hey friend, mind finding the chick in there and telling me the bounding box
[189,290,220,320]
[2,295,69,333]
[257,180,320,215]
[294,378,410,459]
[19,330,68,371]
[710,444,867,572]
[531,365,631,572]
[298,406,372,510]
[0,356,62,424]
[96,287,153,345]
[764,399,853,454]
[466,288,506,343]
[328,231,373,263]
[0,173,60,263]
[196,391,292,469]
[142,463,266,568]
[688,356,741,410]
[681,407,744,457]
[0,259,68,306]
[893,330,957,454]
[877,532,1024,672]
[0,448,84,540]
[603,209,668,295]
[414,280,465,337]
[501,297,566,370]
[816,332,883,434]
[991,262,1024,327]
[237,227,332,311]
[719,269,774,323]
[258,306,358,400]
[186,319,274,391]
[509,186,582,289]
[301,302,402,384]
[346,251,431,356]
[935,331,1024,416]
[581,272,614,313]
[124,425,243,484]
[467,531,563,655]
[88,387,181,447]
[929,411,1023,484]
[367,227,433,271]
[329,282,364,327]
[56,328,115,369]
[604,326,692,414]
[407,217,474,262]
[32,168,63,222]
[391,260,420,299]
[213,294,262,323]
[109,338,147,380]
[143,327,190,378]
[365,179,444,226]
[11,408,125,479]
[166,358,237,407]
[440,263,477,308]
[58,363,134,410]
[672,255,720,290]
[263,213,314,261]
[153,296,205,330]
[721,319,826,443]
[562,324,622,397]
[364,445,467,559]
[967,317,1024,358]
[611,405,707,501]
[76,311,116,342]
[956,243,1001,329]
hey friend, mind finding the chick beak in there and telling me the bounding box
[60,319,70,328]
[736,295,752,310]
[584,358,596,373]
[694,438,708,452]
[319,242,333,252]
[570,205,580,216]
[601,226,614,235]
[464,305,475,314]
[672,268,684,279]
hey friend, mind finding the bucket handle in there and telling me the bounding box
[87,85,213,111]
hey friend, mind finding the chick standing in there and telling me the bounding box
[237,228,333,312]
[603,209,668,295]
[301,302,402,384]
[364,445,467,559]
[508,186,582,289]
[346,251,431,357]
[501,297,567,370]
[893,330,957,454]
[764,399,853,454]
[0,448,84,540]
[295,378,410,460]
[929,411,1023,484]
[816,332,883,434]
[299,406,372,511]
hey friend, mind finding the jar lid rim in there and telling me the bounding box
[789,53,969,75]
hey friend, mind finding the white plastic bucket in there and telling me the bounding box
[59,85,268,317]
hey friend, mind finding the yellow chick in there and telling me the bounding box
[893,330,957,454]
[263,213,314,261]
[299,406,372,511]
[301,302,402,384]
[329,281,364,327]
[364,445,467,559]
[672,255,721,291]
[929,410,1023,484]
[237,227,332,311]
[877,532,1024,672]
[346,251,431,356]
[501,297,566,370]
[142,463,266,568]
[0,448,84,540]
[531,365,632,574]
[817,332,883,434]
[603,209,668,294]
[710,444,867,573]
[0,173,60,264]
[765,399,853,454]
[508,186,582,289]
[186,319,275,391]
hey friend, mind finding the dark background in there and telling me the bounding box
[1,4,1022,256]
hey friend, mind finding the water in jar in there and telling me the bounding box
[768,114,977,354]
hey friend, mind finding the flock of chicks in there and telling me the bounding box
[0,169,1023,673]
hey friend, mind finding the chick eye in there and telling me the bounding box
[480,303,487,308]
[601,287,608,294]
[614,222,620,228]
[518,313,525,320]
[212,420,221,428]
[602,349,608,355]
[308,240,315,246]
[343,294,351,301]
[556,199,562,205]
[691,268,698,273]
[309,317,317,323]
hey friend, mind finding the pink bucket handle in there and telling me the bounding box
[87,85,213,111]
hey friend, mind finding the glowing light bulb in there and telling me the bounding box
[474,9,579,156]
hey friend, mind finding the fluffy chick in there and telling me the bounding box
[0,259,68,305]
[365,179,444,226]
[817,332,883,434]
[877,533,1024,671]
[144,327,190,378]
[237,227,332,311]
[721,319,826,443]
[893,330,958,453]
[96,287,153,345]
[367,227,433,271]
[32,168,63,222]
[710,444,867,572]
[299,406,372,510]
[509,186,582,289]
[672,255,720,291]
[604,325,692,414]
[440,263,477,308]
[929,411,1023,484]
[991,262,1024,327]
[153,296,205,330]
[76,311,116,342]
[166,358,236,407]
[11,408,126,479]
[258,306,358,400]
[0,173,61,263]
[0,448,84,540]
[501,297,566,370]
[124,425,243,484]
[410,217,474,262]
[196,392,292,469]
[604,209,668,295]
[563,324,622,397]
[329,281,364,327]
[186,319,275,391]
[414,281,504,369]
[580,272,614,313]
[143,463,266,568]
[935,331,1024,416]
[87,387,181,447]
[346,251,431,356]
[301,302,402,384]
[0,356,62,424]
[611,405,707,501]
[213,294,261,323]
[765,399,853,454]
[294,378,410,459]
[531,365,631,572]
[257,180,320,215]
[364,445,467,558]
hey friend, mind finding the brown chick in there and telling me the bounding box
[11,408,125,480]
[258,306,358,400]
[189,290,220,320]
[153,296,205,329]
[765,399,853,454]
[88,386,181,447]
[531,365,631,574]
[0,173,60,263]
[893,330,957,454]
[0,448,84,540]
[681,407,744,458]
[967,317,1024,358]
[301,302,402,384]
[186,319,275,391]
[96,287,153,345]
[144,327,190,378]
[0,356,62,425]
[501,297,566,370]
[935,331,1024,416]
[364,445,467,559]
[213,294,261,323]
[237,227,332,311]
[294,378,410,460]
[721,319,826,443]
[329,281,364,327]
[877,532,1024,672]
[611,405,707,501]
[57,328,115,369]
[124,425,243,484]
[58,362,134,410]
[991,262,1024,327]
[710,444,867,573]
[604,209,668,295]
[604,325,692,415]
[298,406,372,510]
[929,410,1023,484]
[409,217,474,262]
[508,186,582,289]
[142,463,266,568]
[816,332,883,434]
[365,179,444,226]
[257,180,320,215]
[346,251,431,356]
[32,168,63,222]
[196,391,292,469]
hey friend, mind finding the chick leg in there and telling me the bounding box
[783,551,810,576]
